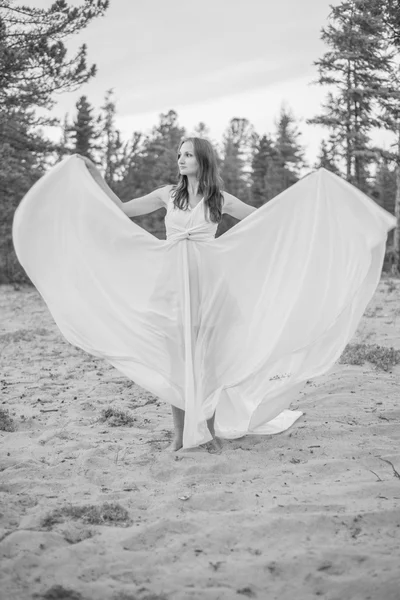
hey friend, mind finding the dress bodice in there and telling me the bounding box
[165,192,218,243]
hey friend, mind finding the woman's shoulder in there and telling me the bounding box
[221,190,231,213]
[220,190,257,219]
[155,184,175,207]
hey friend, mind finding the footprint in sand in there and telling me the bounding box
[121,517,200,551]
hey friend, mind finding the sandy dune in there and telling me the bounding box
[1,278,400,600]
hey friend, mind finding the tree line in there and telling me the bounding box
[1,0,400,283]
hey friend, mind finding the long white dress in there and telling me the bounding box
[12,155,397,448]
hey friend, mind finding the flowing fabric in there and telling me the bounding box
[12,156,397,448]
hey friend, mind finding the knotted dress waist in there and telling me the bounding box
[166,222,216,243]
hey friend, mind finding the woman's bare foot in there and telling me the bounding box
[203,411,223,453]
[166,406,185,452]
[201,437,223,454]
[214,436,223,450]
[167,436,183,452]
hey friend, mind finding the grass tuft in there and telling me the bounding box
[384,278,397,293]
[0,328,50,343]
[36,585,83,600]
[113,594,168,600]
[339,343,400,371]
[100,407,136,427]
[0,408,16,432]
[42,502,132,529]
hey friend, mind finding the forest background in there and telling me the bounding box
[1,0,400,283]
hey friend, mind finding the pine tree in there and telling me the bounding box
[193,122,210,139]
[251,134,282,206]
[141,110,185,188]
[250,107,305,206]
[221,117,255,200]
[370,0,400,46]
[100,89,124,185]
[117,131,144,200]
[0,0,109,110]
[372,159,396,214]
[57,113,73,160]
[365,0,400,272]
[0,108,52,282]
[391,134,400,273]
[314,138,340,173]
[69,95,99,161]
[274,106,305,188]
[215,118,255,237]
[0,0,109,282]
[221,135,243,198]
[275,107,305,171]
[308,1,394,190]
[377,117,400,272]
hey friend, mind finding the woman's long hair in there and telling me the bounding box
[172,137,224,223]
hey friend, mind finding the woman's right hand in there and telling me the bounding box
[75,154,96,171]
[74,154,124,211]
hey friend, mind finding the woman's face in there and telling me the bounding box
[178,141,198,178]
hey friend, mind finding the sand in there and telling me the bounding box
[0,277,400,600]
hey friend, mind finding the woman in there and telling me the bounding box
[13,137,396,453]
[80,136,256,453]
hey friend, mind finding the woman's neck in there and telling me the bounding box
[186,175,200,197]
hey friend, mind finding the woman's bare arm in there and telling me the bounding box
[122,188,169,217]
[222,191,257,220]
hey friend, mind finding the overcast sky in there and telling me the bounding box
[28,0,391,164]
